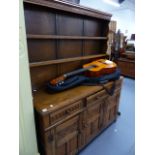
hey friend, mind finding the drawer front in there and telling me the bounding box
[86,90,106,106]
[50,100,83,125]
[86,79,122,106]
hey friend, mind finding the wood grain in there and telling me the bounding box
[23,1,121,155]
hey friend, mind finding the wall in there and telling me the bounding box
[19,0,39,155]
[112,9,135,39]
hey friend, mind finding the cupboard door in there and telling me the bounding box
[41,130,55,155]
[102,90,121,129]
[82,103,102,145]
[55,116,80,155]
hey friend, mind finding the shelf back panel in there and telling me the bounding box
[24,0,111,90]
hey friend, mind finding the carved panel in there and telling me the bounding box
[81,102,101,145]
[55,116,80,155]
[102,91,121,128]
[50,101,83,125]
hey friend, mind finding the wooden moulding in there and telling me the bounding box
[24,0,112,20]
[27,34,108,40]
[30,54,108,67]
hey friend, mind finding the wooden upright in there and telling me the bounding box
[23,0,123,154]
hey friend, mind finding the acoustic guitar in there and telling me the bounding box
[50,59,117,86]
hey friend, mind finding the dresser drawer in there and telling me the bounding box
[50,101,83,125]
[86,81,122,106]
[86,90,107,106]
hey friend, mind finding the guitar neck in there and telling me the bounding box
[64,66,93,78]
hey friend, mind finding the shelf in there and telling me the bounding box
[27,34,108,40]
[30,54,107,67]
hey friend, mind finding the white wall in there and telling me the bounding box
[19,0,39,155]
[80,0,135,38]
[112,9,135,38]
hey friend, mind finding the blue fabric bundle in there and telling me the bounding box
[83,68,121,85]
[46,69,121,93]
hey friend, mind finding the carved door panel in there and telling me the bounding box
[102,91,121,129]
[82,103,102,145]
[55,116,80,155]
[41,130,55,155]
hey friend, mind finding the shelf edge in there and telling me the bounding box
[30,54,108,67]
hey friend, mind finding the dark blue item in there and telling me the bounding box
[46,76,87,93]
[46,69,121,93]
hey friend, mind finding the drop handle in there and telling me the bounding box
[48,135,53,143]
[66,109,71,114]
[95,96,101,100]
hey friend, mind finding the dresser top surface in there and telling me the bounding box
[33,77,123,115]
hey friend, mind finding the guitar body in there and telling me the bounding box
[83,59,117,77]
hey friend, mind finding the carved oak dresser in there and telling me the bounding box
[23,0,123,154]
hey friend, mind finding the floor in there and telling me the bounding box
[79,77,135,155]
